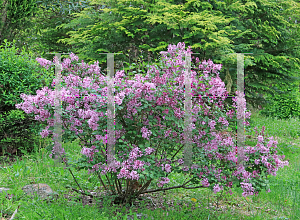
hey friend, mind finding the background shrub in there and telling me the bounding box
[0,39,54,157]
[259,87,300,120]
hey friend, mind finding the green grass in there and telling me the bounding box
[0,107,300,219]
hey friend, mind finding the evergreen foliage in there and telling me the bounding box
[55,0,300,109]
[0,0,39,46]
[13,0,95,61]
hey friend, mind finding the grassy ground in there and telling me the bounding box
[0,107,300,219]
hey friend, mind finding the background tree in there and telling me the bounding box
[211,0,300,109]
[0,0,39,47]
[4,0,300,112]
[14,0,96,62]
[55,0,300,110]
[57,0,236,70]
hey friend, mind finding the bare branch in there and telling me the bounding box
[68,168,85,194]
[65,186,98,198]
[139,178,200,194]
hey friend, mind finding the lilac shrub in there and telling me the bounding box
[16,42,289,205]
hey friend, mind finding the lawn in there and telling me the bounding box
[0,106,299,219]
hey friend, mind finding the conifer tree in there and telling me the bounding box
[34,0,300,109]
[0,0,39,46]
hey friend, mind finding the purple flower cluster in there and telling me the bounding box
[157,177,170,187]
[81,145,99,163]
[232,90,252,125]
[15,43,289,198]
[36,58,52,70]
[213,184,224,193]
[86,146,156,181]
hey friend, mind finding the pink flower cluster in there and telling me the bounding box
[15,43,289,198]
[86,146,157,181]
[232,90,252,125]
[81,145,99,163]
[36,58,52,70]
[157,177,170,187]
[213,184,224,193]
